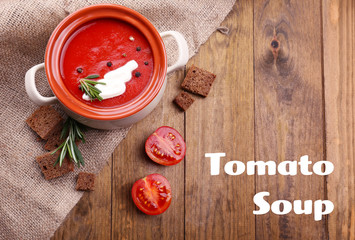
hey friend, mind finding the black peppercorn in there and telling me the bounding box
[107,61,112,67]
[77,68,83,73]
[135,72,141,77]
[144,61,148,65]
[136,46,141,51]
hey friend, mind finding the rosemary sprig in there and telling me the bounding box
[52,117,86,167]
[79,74,106,101]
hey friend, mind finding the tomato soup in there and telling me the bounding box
[60,18,154,108]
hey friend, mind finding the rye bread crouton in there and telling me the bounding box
[44,122,81,151]
[26,106,63,140]
[36,152,74,180]
[174,91,195,111]
[44,124,63,151]
[181,65,216,97]
[76,172,95,191]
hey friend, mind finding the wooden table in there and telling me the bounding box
[53,0,354,239]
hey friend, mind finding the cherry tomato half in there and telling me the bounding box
[145,126,186,166]
[131,173,172,215]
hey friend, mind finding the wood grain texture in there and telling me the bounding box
[323,0,355,239]
[254,0,326,239]
[52,162,112,240]
[111,68,185,240]
[184,1,255,239]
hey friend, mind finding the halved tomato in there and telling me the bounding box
[131,173,172,215]
[145,126,186,166]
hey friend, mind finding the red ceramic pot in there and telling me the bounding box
[25,4,189,129]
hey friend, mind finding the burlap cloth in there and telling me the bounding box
[0,0,234,239]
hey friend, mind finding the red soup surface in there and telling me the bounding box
[60,18,154,108]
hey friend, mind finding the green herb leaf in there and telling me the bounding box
[59,140,68,166]
[73,143,84,167]
[60,120,69,139]
[85,74,100,79]
[51,117,86,168]
[79,75,106,101]
[84,79,106,85]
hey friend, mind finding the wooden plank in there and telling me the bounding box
[52,162,112,240]
[184,1,255,239]
[323,0,355,239]
[254,0,326,239]
[111,69,185,239]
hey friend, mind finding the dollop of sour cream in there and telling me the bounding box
[82,60,138,101]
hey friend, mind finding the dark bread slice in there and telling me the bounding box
[174,91,195,111]
[36,152,74,180]
[44,124,81,151]
[44,124,63,151]
[181,65,216,97]
[76,172,95,191]
[26,106,63,140]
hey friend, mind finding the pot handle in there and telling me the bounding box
[160,31,189,74]
[25,63,58,105]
